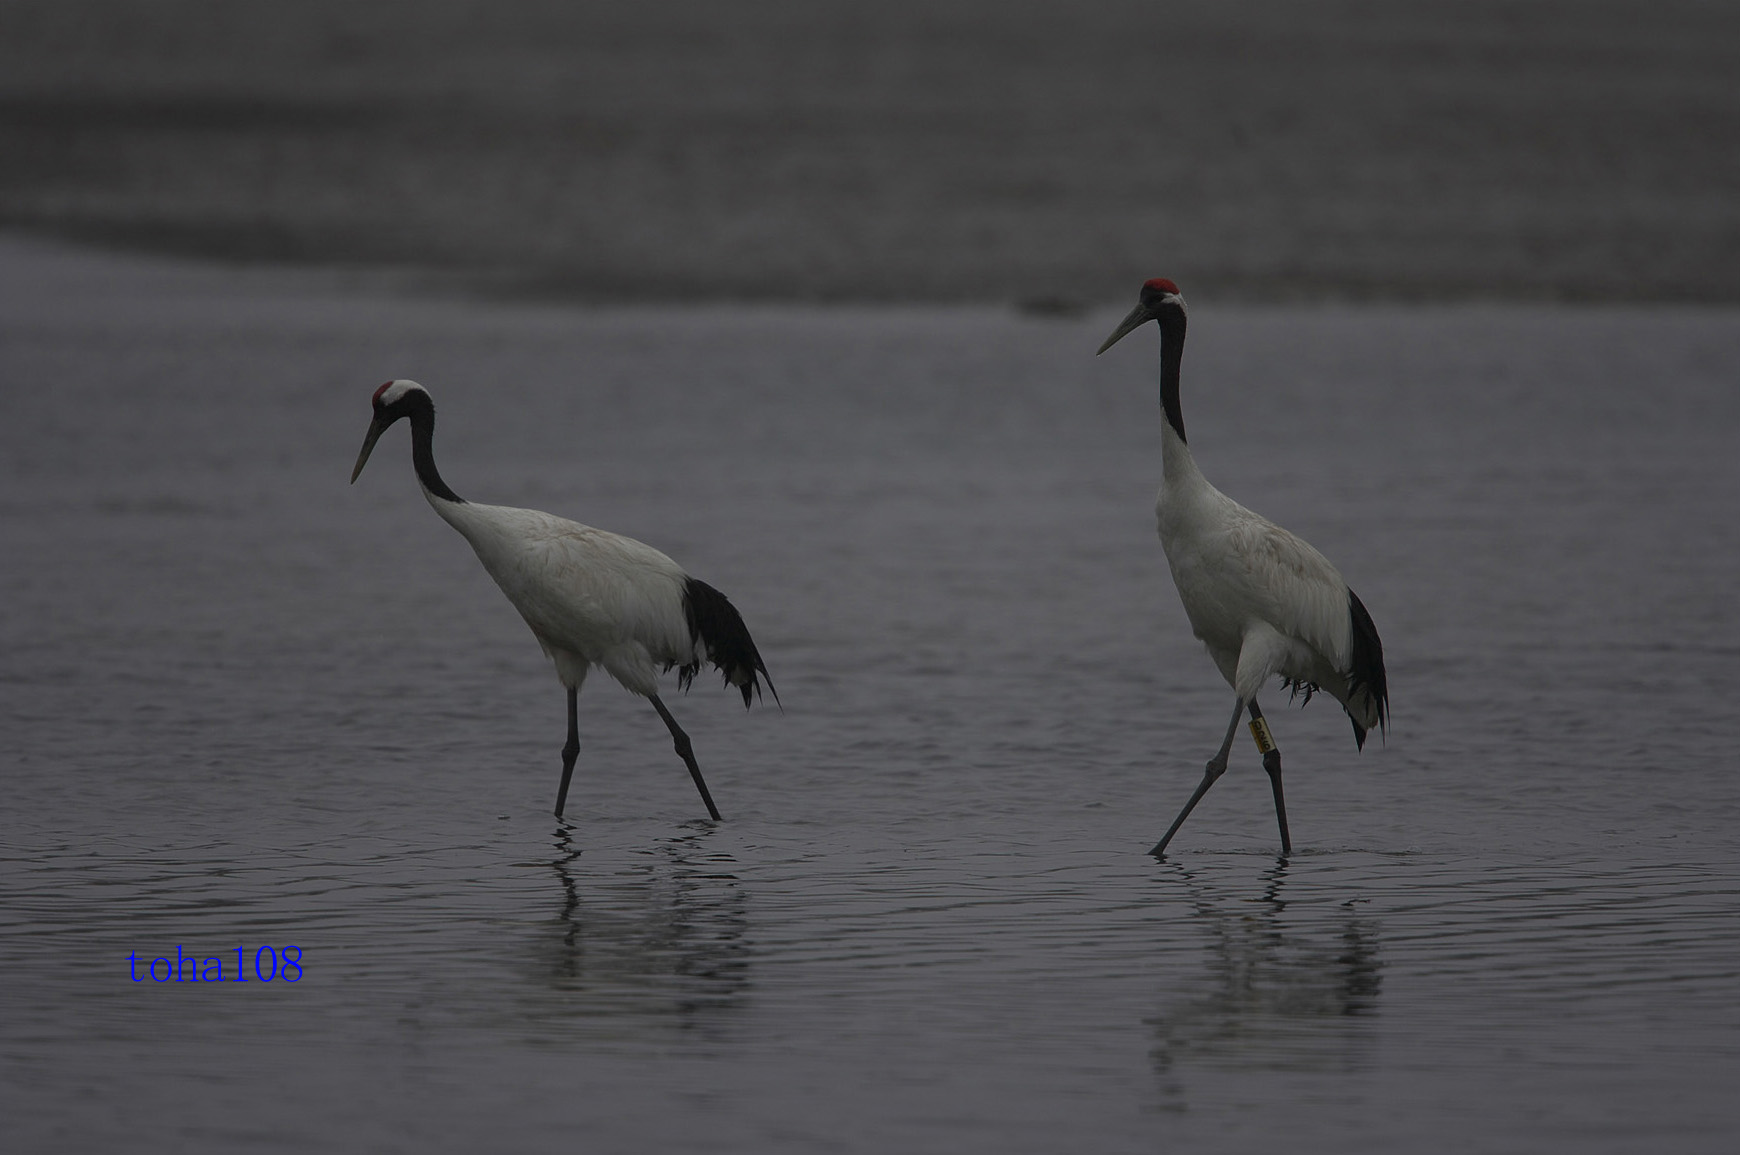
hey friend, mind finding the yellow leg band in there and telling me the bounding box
[1248,717,1277,754]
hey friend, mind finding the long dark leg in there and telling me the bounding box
[649,695,723,821]
[1247,698,1291,855]
[554,687,580,819]
[1150,697,1246,857]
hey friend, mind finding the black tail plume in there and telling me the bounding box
[678,577,777,708]
[1346,588,1388,750]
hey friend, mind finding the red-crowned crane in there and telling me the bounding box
[1097,279,1387,857]
[350,380,775,822]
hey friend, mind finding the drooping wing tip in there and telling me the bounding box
[1345,587,1388,746]
[731,662,780,711]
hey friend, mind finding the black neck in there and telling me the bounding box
[406,398,464,504]
[1157,305,1187,442]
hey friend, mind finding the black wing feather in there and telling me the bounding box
[677,577,777,708]
[1345,587,1388,749]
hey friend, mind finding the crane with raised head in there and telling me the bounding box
[1097,279,1387,856]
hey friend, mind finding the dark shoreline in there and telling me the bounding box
[4,0,1736,305]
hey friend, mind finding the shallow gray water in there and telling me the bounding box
[3,237,1739,1151]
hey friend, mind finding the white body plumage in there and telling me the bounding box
[433,498,704,699]
[1156,420,1375,728]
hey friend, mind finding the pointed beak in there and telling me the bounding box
[1096,302,1155,355]
[350,416,387,484]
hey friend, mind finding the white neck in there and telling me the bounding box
[1160,415,1208,491]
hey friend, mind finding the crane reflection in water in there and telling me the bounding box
[1148,859,1384,1096]
[510,827,753,1042]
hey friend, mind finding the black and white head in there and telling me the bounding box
[1096,278,1187,355]
[350,379,431,483]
